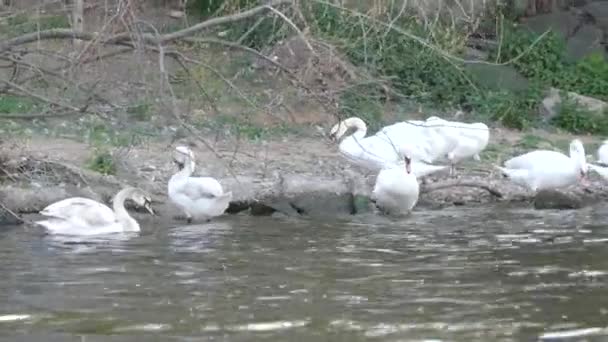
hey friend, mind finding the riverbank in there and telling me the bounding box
[2,127,608,225]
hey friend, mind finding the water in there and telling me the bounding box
[2,206,608,341]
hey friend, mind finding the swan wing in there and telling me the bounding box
[504,150,568,170]
[40,197,116,227]
[589,163,608,180]
[597,144,608,164]
[372,167,420,214]
[180,176,226,200]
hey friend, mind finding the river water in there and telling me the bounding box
[1,206,608,341]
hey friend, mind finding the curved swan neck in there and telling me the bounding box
[112,188,134,221]
[177,155,195,177]
[343,117,367,140]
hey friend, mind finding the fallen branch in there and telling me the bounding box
[0,0,292,52]
[0,201,24,225]
[421,179,503,198]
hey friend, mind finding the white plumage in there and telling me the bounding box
[168,146,232,223]
[328,117,448,178]
[597,140,608,165]
[35,187,154,236]
[494,139,588,192]
[372,145,420,215]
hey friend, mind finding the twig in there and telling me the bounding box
[0,201,24,225]
[0,0,292,52]
[421,179,503,198]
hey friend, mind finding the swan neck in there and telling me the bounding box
[177,156,196,177]
[112,188,133,221]
[346,117,367,139]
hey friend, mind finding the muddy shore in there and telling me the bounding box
[2,135,607,225]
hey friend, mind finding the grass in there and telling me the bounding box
[0,95,37,114]
[1,13,70,38]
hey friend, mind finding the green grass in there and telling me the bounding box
[2,13,70,38]
[0,95,37,114]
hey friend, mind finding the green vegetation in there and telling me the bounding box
[87,149,116,175]
[1,13,70,38]
[0,95,37,114]
[551,93,608,134]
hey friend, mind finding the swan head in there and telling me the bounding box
[569,139,588,177]
[127,187,155,215]
[328,117,366,142]
[328,121,346,142]
[398,145,414,174]
[173,145,195,170]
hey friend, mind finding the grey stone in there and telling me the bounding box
[534,189,584,209]
[0,207,22,226]
[521,10,580,40]
[465,63,529,92]
[583,1,608,31]
[268,174,355,217]
[540,87,608,120]
[565,24,605,62]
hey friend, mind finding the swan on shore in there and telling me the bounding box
[371,145,420,216]
[35,187,154,236]
[597,140,608,166]
[168,146,232,223]
[328,117,448,178]
[494,139,588,192]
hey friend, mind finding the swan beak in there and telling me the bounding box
[404,157,412,174]
[144,201,155,216]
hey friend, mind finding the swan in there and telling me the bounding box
[328,117,448,178]
[35,187,155,236]
[597,140,608,166]
[371,145,420,215]
[168,146,232,223]
[589,163,608,181]
[426,116,490,175]
[494,139,588,192]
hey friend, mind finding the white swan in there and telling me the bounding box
[371,145,420,215]
[35,187,154,236]
[597,140,608,166]
[168,146,232,223]
[328,117,448,178]
[589,163,608,180]
[426,116,490,175]
[494,139,588,192]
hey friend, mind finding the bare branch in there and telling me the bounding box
[421,179,503,198]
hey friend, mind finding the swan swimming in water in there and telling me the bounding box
[328,117,448,178]
[494,139,588,192]
[168,146,232,223]
[371,145,420,216]
[35,187,155,236]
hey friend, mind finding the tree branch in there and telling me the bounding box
[421,179,503,198]
[0,0,292,52]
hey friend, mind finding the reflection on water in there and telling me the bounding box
[2,205,608,341]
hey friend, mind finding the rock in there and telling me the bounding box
[521,10,580,40]
[582,1,608,32]
[0,206,22,226]
[540,87,608,120]
[565,24,606,62]
[465,63,529,92]
[264,174,355,217]
[533,189,583,209]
